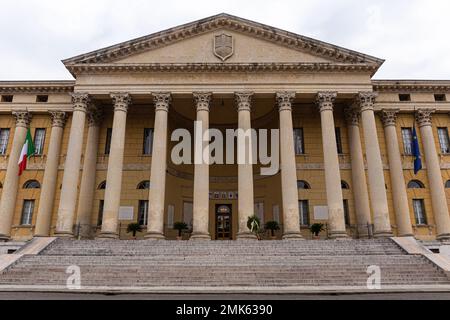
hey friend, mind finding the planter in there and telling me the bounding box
[176,236,182,241]
[312,235,321,240]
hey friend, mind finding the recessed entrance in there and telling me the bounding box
[215,204,232,240]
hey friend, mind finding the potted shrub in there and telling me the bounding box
[127,223,142,239]
[264,221,280,240]
[310,223,324,239]
[247,215,261,240]
[173,222,188,240]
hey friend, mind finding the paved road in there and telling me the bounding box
[0,292,450,300]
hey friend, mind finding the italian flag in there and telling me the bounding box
[18,128,35,176]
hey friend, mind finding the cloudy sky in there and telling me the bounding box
[1,0,449,80]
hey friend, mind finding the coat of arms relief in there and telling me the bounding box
[213,33,234,61]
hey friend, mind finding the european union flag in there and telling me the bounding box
[412,127,422,175]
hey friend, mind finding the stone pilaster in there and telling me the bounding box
[380,109,414,237]
[344,107,372,238]
[316,92,348,239]
[35,111,67,237]
[357,92,392,238]
[146,93,171,240]
[191,92,212,240]
[235,92,257,240]
[276,92,303,240]
[98,94,131,239]
[0,111,32,241]
[416,109,450,240]
[55,93,90,237]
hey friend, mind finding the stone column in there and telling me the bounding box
[276,92,303,240]
[344,107,372,238]
[357,92,392,238]
[75,107,102,238]
[235,92,257,240]
[191,92,212,241]
[146,93,171,240]
[98,93,131,239]
[55,93,90,237]
[416,109,450,240]
[34,111,67,237]
[0,111,31,241]
[380,109,414,237]
[316,92,348,239]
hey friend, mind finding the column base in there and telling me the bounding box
[328,231,350,240]
[282,232,304,240]
[53,231,74,239]
[236,232,257,240]
[374,230,394,238]
[0,234,10,242]
[97,232,119,240]
[437,233,450,241]
[190,233,211,241]
[144,232,166,240]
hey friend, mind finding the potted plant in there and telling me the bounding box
[173,222,188,240]
[264,221,280,240]
[310,223,324,240]
[126,223,142,239]
[247,215,261,240]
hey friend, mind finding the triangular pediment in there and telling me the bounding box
[63,13,384,73]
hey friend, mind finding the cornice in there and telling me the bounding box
[65,62,379,75]
[373,80,450,93]
[0,81,75,94]
[63,13,384,71]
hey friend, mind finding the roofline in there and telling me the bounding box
[0,81,75,94]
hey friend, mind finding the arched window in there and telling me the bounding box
[341,181,350,190]
[137,181,150,190]
[297,180,311,190]
[408,180,425,189]
[23,180,41,189]
[98,181,107,190]
[445,180,450,189]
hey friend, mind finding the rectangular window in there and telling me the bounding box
[143,128,154,155]
[399,94,411,102]
[413,199,427,225]
[21,200,35,225]
[343,199,350,226]
[0,128,10,155]
[335,127,343,154]
[401,128,413,155]
[97,200,104,226]
[434,94,446,102]
[33,128,46,155]
[138,200,149,226]
[254,202,264,225]
[437,128,450,154]
[167,204,175,229]
[183,202,193,228]
[1,95,13,102]
[293,128,305,155]
[272,205,280,224]
[299,200,310,226]
[105,128,112,155]
[36,95,49,103]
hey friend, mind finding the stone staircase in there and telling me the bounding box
[0,238,448,289]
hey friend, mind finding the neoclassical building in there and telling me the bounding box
[0,13,450,242]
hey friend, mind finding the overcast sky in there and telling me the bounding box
[1,0,449,81]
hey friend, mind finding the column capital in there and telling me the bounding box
[316,91,337,112]
[12,111,32,128]
[380,109,400,127]
[152,92,172,112]
[193,92,212,112]
[344,107,360,126]
[356,91,378,112]
[71,93,90,113]
[49,111,67,128]
[276,92,296,112]
[416,108,435,127]
[111,93,131,113]
[235,92,254,112]
[87,106,103,127]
